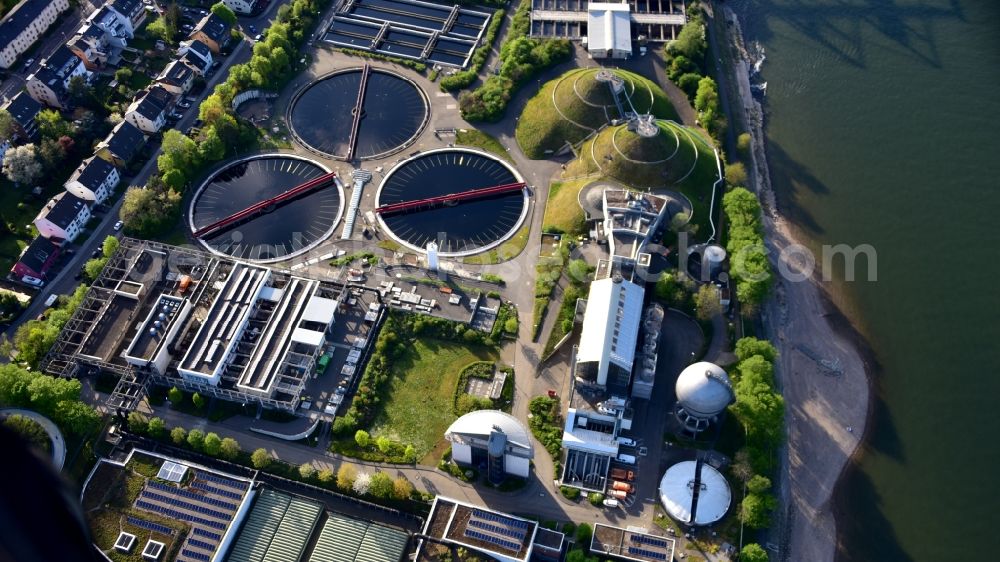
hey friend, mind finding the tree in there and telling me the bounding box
[740,492,776,528]
[0,109,14,139]
[735,337,778,363]
[725,162,748,186]
[83,258,107,281]
[198,127,225,161]
[170,426,187,444]
[677,72,702,98]
[575,522,593,545]
[168,386,183,407]
[187,428,205,451]
[147,16,175,44]
[694,283,722,321]
[114,68,133,85]
[2,144,43,185]
[317,468,334,484]
[102,236,119,258]
[567,259,591,284]
[36,109,72,140]
[158,129,199,175]
[668,18,706,65]
[127,411,149,434]
[392,476,413,500]
[147,417,166,438]
[740,543,769,562]
[210,2,238,26]
[354,429,370,448]
[67,75,93,106]
[336,463,357,491]
[297,462,315,480]
[251,448,272,469]
[368,471,393,498]
[54,401,101,435]
[375,436,392,454]
[37,138,67,171]
[737,132,752,157]
[403,444,417,464]
[192,392,205,410]
[747,474,772,495]
[219,437,241,460]
[731,449,754,483]
[352,472,371,495]
[203,432,222,456]
[162,168,185,190]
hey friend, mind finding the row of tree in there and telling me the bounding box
[7,284,87,368]
[1,107,107,186]
[726,337,784,536]
[458,1,572,122]
[662,1,726,139]
[723,187,773,312]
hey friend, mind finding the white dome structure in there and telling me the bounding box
[658,460,732,526]
[674,362,734,434]
[445,410,533,481]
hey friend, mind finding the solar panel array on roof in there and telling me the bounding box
[308,511,409,562]
[227,489,323,562]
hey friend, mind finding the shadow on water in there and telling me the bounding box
[737,0,965,69]
[764,140,828,235]
[834,461,915,562]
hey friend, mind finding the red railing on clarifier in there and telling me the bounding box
[374,182,526,216]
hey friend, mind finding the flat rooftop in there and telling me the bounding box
[591,524,675,562]
[423,497,548,562]
[180,262,270,377]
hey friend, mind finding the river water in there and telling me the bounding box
[730,1,1000,560]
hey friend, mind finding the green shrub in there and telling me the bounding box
[560,486,580,500]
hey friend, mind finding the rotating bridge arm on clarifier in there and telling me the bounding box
[193,172,337,238]
[345,63,372,161]
[375,182,526,216]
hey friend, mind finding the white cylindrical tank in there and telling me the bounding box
[426,241,439,271]
[702,244,727,279]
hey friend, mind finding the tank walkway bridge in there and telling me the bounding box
[374,182,526,217]
[192,172,338,239]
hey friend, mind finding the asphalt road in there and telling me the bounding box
[3,1,290,340]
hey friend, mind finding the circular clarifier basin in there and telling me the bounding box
[289,67,429,160]
[189,155,343,262]
[375,148,528,256]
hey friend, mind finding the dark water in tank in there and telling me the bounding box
[192,157,342,261]
[290,70,427,160]
[731,1,1000,560]
[378,151,525,253]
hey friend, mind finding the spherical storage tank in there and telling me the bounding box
[674,361,734,433]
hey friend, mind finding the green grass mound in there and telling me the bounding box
[564,120,719,234]
[516,68,680,159]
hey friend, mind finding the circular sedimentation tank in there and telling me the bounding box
[375,148,528,256]
[288,67,429,160]
[189,155,343,262]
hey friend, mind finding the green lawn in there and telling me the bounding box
[370,338,498,462]
[455,129,514,163]
[542,178,591,236]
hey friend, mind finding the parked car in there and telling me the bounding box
[21,276,44,287]
[177,101,191,109]
[254,34,262,41]
[43,294,58,307]
[113,220,123,231]
[616,436,636,447]
[602,499,620,508]
[616,453,637,465]
[91,249,102,259]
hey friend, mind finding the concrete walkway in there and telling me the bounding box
[0,408,66,470]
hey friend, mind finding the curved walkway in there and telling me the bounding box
[0,408,66,470]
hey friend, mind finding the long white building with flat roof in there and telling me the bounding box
[574,275,645,388]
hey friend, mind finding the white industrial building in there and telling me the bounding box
[658,460,732,526]
[587,3,632,59]
[673,361,734,434]
[573,275,645,389]
[445,410,533,482]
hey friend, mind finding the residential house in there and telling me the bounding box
[0,91,41,142]
[125,85,173,133]
[223,0,260,16]
[26,45,90,109]
[33,191,92,244]
[64,156,120,204]
[11,236,61,281]
[68,24,112,70]
[156,59,195,95]
[95,120,146,167]
[178,39,213,76]
[0,0,71,70]
[86,5,133,44]
[189,13,231,54]
[107,0,146,38]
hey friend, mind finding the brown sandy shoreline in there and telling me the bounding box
[718,6,877,562]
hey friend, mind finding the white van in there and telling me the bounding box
[617,453,637,465]
[603,498,620,508]
[616,436,636,447]
[43,294,58,307]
